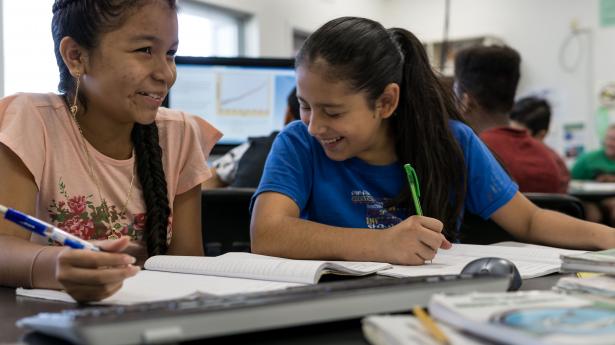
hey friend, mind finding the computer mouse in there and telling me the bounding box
[460,257,522,291]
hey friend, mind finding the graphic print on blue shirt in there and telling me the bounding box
[351,190,408,229]
[253,120,518,231]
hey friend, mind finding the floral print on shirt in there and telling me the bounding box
[47,178,145,242]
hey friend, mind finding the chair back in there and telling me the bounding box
[459,193,585,244]
[201,188,256,256]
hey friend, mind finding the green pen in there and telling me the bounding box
[404,164,423,216]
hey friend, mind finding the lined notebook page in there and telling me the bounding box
[220,252,392,276]
[145,255,327,284]
[379,242,585,279]
[144,253,391,284]
[442,243,584,264]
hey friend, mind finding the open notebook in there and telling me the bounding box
[16,253,391,305]
[143,252,392,284]
[16,242,583,305]
[378,242,585,279]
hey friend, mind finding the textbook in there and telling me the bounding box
[428,291,615,345]
[560,248,615,274]
[143,252,392,284]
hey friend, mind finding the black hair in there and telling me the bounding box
[454,45,521,114]
[510,96,551,136]
[287,87,300,120]
[296,17,467,240]
[52,0,176,256]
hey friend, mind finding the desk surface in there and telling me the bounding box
[0,274,563,345]
[568,181,615,201]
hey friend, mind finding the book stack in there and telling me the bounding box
[428,291,615,345]
[555,275,615,298]
[560,248,615,274]
[363,291,615,345]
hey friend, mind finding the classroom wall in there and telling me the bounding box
[192,0,387,57]
[383,0,610,154]
[194,0,614,155]
[3,0,614,154]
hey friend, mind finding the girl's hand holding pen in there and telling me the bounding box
[381,215,452,265]
[56,236,140,302]
[0,205,140,301]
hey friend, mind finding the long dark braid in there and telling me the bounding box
[132,124,170,256]
[52,0,177,255]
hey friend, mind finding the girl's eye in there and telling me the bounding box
[167,50,177,57]
[324,110,342,117]
[137,47,152,54]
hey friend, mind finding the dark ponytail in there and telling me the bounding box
[296,17,466,240]
[387,28,466,240]
[52,0,176,255]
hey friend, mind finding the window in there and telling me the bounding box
[2,0,57,96]
[1,1,246,97]
[293,29,311,56]
[177,1,247,57]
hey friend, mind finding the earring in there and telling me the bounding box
[70,72,80,116]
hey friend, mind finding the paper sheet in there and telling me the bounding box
[16,270,304,305]
[378,242,585,279]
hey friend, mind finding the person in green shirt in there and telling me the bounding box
[572,124,615,224]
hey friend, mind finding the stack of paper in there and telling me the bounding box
[560,249,615,274]
[555,275,615,298]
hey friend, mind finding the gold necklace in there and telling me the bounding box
[69,108,137,227]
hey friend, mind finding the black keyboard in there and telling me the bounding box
[18,274,509,345]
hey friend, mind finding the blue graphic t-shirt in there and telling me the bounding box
[253,120,517,232]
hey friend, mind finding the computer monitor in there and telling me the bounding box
[166,56,296,150]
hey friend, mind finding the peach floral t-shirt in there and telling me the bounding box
[0,93,221,245]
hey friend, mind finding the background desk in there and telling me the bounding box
[0,274,564,345]
[568,181,615,202]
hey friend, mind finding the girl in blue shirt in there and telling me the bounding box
[251,17,615,265]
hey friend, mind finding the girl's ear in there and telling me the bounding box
[375,83,400,119]
[59,36,87,77]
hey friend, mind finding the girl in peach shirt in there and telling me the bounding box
[0,0,220,302]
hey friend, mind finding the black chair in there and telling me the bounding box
[460,193,586,245]
[201,188,256,256]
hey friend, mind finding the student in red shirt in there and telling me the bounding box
[510,96,570,193]
[453,45,565,193]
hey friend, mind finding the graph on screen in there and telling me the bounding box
[167,56,296,145]
[217,73,271,117]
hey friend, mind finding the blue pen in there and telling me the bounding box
[0,204,101,251]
